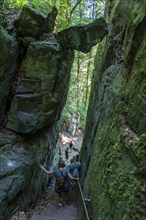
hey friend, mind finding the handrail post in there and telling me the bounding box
[77,179,90,220]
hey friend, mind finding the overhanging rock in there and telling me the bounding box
[57,17,107,53]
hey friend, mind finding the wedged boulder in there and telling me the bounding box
[0,25,19,124]
[57,17,107,53]
[14,2,57,39]
[6,38,74,134]
[6,16,108,134]
[6,17,108,134]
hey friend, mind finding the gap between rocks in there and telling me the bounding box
[10,131,83,220]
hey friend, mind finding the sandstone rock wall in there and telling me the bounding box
[80,0,146,219]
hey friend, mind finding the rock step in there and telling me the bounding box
[31,204,78,220]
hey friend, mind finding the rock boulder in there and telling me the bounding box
[14,2,57,39]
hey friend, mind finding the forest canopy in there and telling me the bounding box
[1,0,105,30]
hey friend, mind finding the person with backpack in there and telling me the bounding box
[40,160,78,207]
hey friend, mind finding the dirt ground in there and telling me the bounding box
[10,131,83,220]
[58,129,83,164]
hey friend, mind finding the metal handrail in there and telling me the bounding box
[77,179,90,220]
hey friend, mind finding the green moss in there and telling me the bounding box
[124,36,146,135]
[88,116,145,220]
[26,2,54,16]
[131,0,146,25]
[140,134,146,143]
[80,1,146,219]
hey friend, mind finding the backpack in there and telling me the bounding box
[56,170,65,188]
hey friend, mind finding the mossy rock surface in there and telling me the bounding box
[57,17,107,53]
[0,124,58,220]
[80,0,146,219]
[0,26,19,124]
[7,40,74,133]
[14,2,57,38]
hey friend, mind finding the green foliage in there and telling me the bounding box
[61,46,97,131]
[59,1,105,132]
[3,0,27,9]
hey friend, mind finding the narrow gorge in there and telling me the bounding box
[0,0,146,220]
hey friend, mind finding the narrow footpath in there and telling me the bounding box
[11,131,83,220]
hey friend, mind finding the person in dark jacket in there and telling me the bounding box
[69,140,73,152]
[65,147,69,161]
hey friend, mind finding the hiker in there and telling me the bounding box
[65,147,69,161]
[40,160,78,206]
[69,140,73,152]
[76,153,80,162]
[67,156,81,177]
[67,156,81,190]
